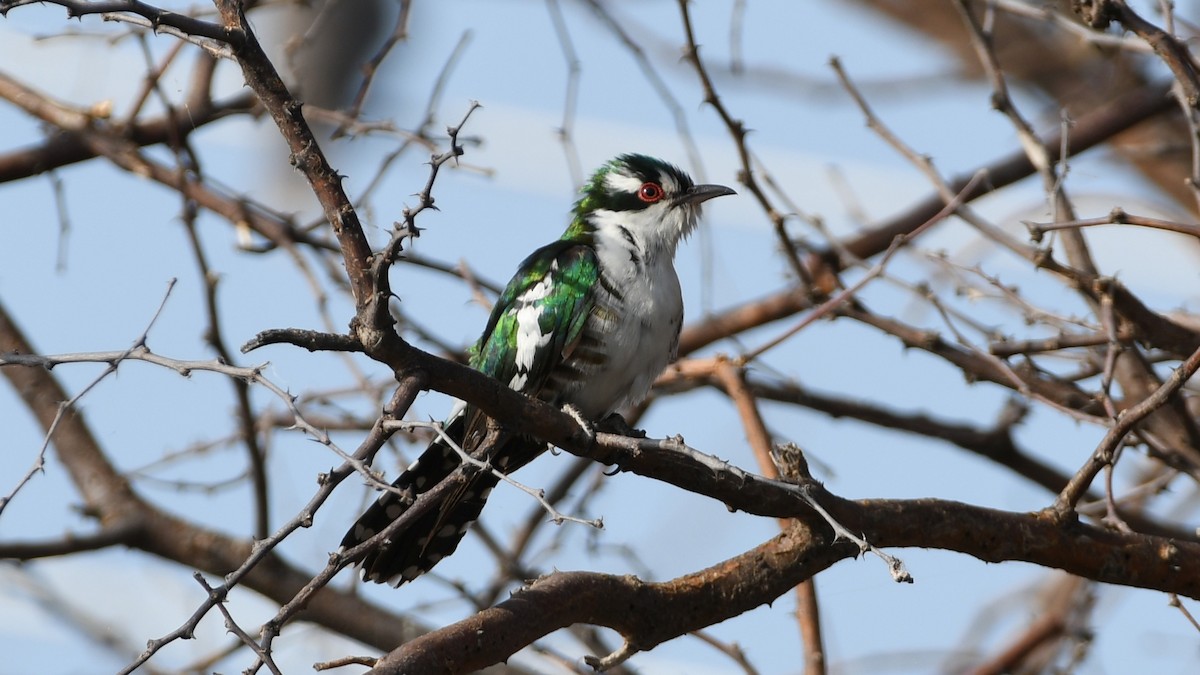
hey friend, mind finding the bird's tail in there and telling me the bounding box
[340,412,540,586]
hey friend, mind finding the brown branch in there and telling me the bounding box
[167,101,272,539]
[967,576,1091,675]
[989,330,1131,358]
[373,518,843,674]
[0,0,240,45]
[1026,206,1200,242]
[1106,0,1200,102]
[677,288,812,357]
[1054,341,1200,516]
[213,1,375,308]
[851,0,1191,215]
[827,49,1200,476]
[0,71,256,184]
[0,71,344,258]
[710,358,826,675]
[672,83,1181,359]
[965,0,1200,486]
[242,328,364,354]
[0,299,432,659]
[581,0,706,180]
[0,521,141,558]
[372,492,1200,673]
[839,305,1101,415]
[676,0,808,285]
[242,313,1200,614]
[828,78,1174,266]
[662,359,1198,541]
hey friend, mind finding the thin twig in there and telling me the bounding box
[1025,207,1200,241]
[740,170,987,362]
[1054,342,1200,516]
[194,574,284,675]
[389,420,603,530]
[675,0,808,285]
[0,279,176,517]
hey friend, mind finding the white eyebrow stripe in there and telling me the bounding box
[604,171,645,194]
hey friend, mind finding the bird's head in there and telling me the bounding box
[569,154,735,259]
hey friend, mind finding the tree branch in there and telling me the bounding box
[373,493,1200,672]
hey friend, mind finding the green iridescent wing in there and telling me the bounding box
[344,241,599,584]
[470,239,599,395]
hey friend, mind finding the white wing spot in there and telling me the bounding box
[385,502,403,519]
[510,269,557,389]
[438,524,458,538]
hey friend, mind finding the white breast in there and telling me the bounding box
[565,213,684,418]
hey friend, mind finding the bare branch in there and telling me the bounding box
[0,0,241,47]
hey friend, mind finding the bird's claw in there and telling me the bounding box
[595,412,646,438]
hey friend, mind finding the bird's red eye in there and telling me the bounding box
[638,182,664,203]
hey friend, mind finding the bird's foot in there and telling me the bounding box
[595,412,646,438]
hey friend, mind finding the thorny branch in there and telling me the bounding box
[0,278,174,514]
[5,0,1200,672]
[675,0,810,287]
[0,0,241,50]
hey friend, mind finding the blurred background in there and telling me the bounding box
[2,1,1199,673]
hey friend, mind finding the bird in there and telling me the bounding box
[341,153,735,586]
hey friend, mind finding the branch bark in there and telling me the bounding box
[372,493,1200,673]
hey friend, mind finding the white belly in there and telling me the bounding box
[567,254,682,419]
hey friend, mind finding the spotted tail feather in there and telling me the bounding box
[340,414,542,586]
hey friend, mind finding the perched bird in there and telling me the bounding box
[341,154,735,585]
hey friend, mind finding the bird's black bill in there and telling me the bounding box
[679,183,737,206]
